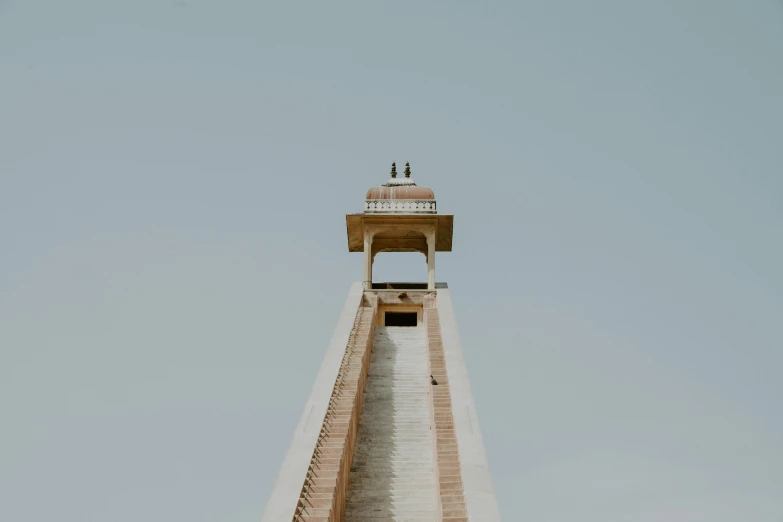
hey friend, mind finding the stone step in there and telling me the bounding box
[348,477,436,485]
[347,497,437,505]
[344,326,437,521]
[345,508,439,517]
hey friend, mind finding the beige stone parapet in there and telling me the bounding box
[291,296,377,521]
[261,283,368,522]
[364,199,437,213]
[436,288,501,521]
[424,293,469,521]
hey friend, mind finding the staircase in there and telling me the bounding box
[344,326,439,521]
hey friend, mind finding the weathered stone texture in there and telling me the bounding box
[424,297,469,522]
[344,326,439,520]
[293,299,377,522]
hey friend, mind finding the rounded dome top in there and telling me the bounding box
[365,162,435,200]
[365,185,435,200]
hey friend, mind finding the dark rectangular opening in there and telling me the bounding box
[372,282,429,290]
[385,312,418,327]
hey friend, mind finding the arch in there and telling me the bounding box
[363,225,436,289]
[371,250,428,287]
[370,228,428,260]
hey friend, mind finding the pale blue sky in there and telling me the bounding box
[1,1,782,520]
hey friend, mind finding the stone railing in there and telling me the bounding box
[364,199,437,213]
[292,299,377,522]
[424,295,469,520]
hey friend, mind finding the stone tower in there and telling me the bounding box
[262,163,500,521]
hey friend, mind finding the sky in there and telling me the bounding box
[1,0,782,520]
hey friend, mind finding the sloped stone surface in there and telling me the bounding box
[344,326,439,521]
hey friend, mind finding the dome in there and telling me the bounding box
[365,162,435,201]
[365,185,435,200]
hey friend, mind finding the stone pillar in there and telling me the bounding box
[363,230,373,290]
[427,231,436,290]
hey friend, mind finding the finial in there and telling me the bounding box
[382,161,417,187]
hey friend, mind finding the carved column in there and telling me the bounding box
[427,229,436,290]
[363,228,374,290]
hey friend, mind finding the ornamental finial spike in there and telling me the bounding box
[391,162,397,178]
[404,162,411,178]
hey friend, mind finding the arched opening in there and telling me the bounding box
[371,251,428,288]
[371,229,428,258]
[369,228,429,288]
[362,225,436,290]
